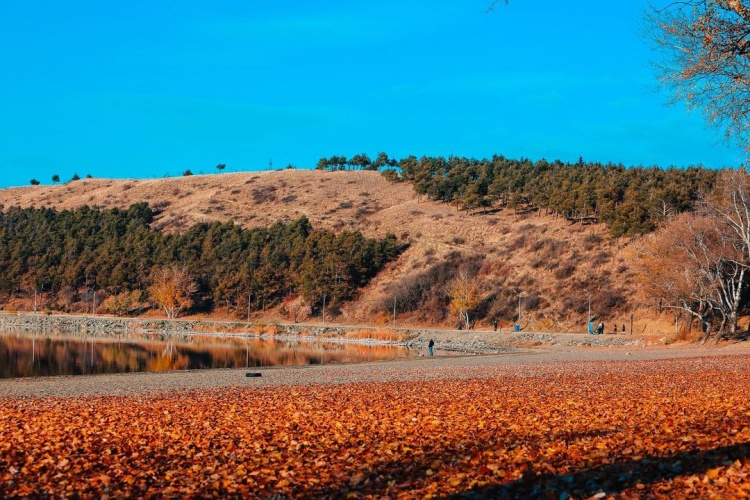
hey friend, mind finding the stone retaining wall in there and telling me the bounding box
[0,313,644,352]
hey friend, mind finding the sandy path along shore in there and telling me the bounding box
[1,343,748,399]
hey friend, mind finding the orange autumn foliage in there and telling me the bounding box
[2,356,750,498]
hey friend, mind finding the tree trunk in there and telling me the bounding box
[713,317,728,345]
[700,319,712,345]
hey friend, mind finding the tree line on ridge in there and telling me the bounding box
[317,153,718,237]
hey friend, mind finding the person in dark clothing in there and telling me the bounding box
[622,324,626,333]
[493,319,498,332]
[597,322,604,335]
[428,339,434,356]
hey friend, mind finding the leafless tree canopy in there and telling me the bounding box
[647,1,750,150]
[636,169,750,340]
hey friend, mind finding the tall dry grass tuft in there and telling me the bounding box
[344,329,409,342]
[249,324,283,335]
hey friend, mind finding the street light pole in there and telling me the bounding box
[517,290,521,325]
[392,296,396,328]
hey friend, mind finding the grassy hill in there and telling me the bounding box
[0,170,648,332]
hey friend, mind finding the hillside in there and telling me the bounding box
[0,170,645,332]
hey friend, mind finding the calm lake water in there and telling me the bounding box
[0,330,419,379]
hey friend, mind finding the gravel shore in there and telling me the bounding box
[2,342,747,399]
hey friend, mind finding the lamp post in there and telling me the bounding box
[585,289,592,333]
[392,296,397,328]
[516,290,522,326]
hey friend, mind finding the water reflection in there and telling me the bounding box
[0,330,417,379]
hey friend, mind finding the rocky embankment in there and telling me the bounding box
[0,313,645,353]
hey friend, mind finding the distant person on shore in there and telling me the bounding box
[613,323,618,334]
[622,324,626,333]
[493,319,498,332]
[597,322,604,335]
[457,321,462,331]
[428,339,434,356]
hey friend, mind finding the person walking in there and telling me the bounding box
[493,319,498,332]
[428,339,434,357]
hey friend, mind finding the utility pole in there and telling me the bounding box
[392,296,397,328]
[247,293,252,323]
[322,294,326,324]
[517,290,522,325]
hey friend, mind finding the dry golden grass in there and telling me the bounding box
[344,329,410,342]
[0,170,647,332]
[245,324,283,336]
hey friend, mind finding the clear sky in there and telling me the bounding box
[0,1,744,188]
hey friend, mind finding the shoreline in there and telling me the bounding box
[0,312,648,354]
[1,343,748,399]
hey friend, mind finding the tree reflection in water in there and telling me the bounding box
[0,330,415,379]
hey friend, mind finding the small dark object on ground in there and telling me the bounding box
[246,372,262,378]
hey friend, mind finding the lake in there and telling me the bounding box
[0,330,421,379]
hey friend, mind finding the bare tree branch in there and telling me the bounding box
[485,0,509,14]
[646,0,750,150]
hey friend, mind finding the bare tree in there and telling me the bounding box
[700,169,750,335]
[646,1,750,149]
[637,171,750,341]
[636,213,739,341]
[636,215,708,328]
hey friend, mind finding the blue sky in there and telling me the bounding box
[0,1,744,188]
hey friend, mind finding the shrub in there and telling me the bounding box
[592,251,612,267]
[530,258,545,269]
[554,264,576,279]
[583,233,603,250]
[252,186,277,203]
[507,235,526,252]
[522,294,544,311]
[594,289,625,309]
[562,296,589,315]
